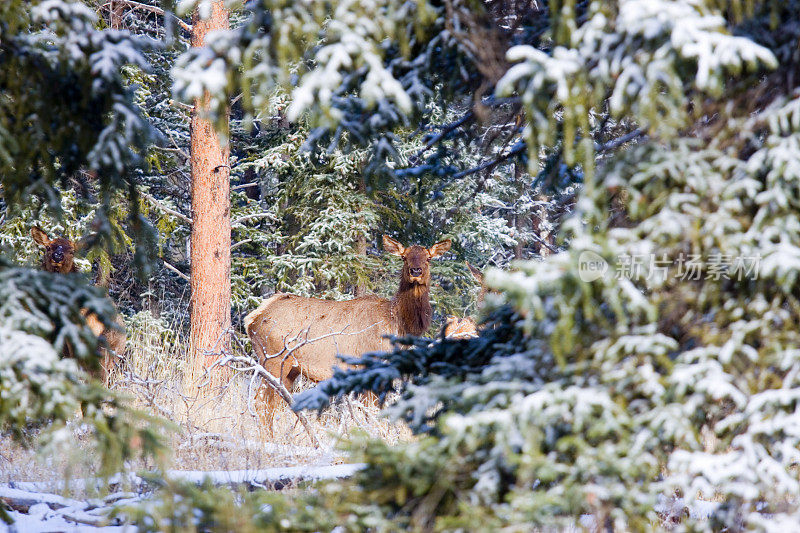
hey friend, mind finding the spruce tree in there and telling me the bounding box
[164,0,800,529]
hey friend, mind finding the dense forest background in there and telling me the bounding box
[1,0,564,333]
[3,0,800,530]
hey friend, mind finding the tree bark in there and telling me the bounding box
[186,1,231,396]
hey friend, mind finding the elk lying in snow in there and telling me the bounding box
[245,235,451,436]
[31,227,126,384]
[442,262,484,339]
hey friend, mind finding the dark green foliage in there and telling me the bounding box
[118,476,340,533]
[0,0,158,274]
[0,1,168,488]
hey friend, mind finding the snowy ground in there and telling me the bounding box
[2,463,728,531]
[1,464,364,532]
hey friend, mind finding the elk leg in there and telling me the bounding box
[100,348,113,387]
[257,356,298,440]
[360,391,379,409]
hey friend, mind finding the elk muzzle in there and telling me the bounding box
[52,247,65,263]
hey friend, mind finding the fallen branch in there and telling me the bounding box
[0,486,81,512]
[166,463,364,490]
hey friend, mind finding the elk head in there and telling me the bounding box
[383,235,451,288]
[31,226,79,274]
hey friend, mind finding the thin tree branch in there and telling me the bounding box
[409,96,521,165]
[529,231,559,254]
[232,212,275,226]
[595,127,646,152]
[223,334,324,448]
[411,111,475,163]
[141,191,193,225]
[230,239,252,252]
[232,182,259,190]
[163,259,190,281]
[451,140,526,180]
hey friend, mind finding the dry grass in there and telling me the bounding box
[0,311,412,490]
[120,311,413,469]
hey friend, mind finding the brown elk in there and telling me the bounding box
[31,227,126,384]
[442,315,479,339]
[245,235,451,437]
[442,262,484,339]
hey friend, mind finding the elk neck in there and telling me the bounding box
[390,277,432,336]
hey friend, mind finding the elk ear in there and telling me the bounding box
[466,261,483,284]
[31,227,51,247]
[428,239,451,258]
[383,235,405,257]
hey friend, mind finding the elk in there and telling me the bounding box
[245,235,451,436]
[442,262,483,339]
[31,227,126,384]
[442,315,479,339]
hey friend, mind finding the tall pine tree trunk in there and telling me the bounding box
[186,1,231,396]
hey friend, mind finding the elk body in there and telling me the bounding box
[245,235,451,437]
[31,227,126,384]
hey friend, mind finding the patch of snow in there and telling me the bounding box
[166,463,365,486]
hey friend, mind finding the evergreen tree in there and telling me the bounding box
[0,0,167,507]
[149,0,800,530]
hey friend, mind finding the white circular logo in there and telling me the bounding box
[577,250,608,282]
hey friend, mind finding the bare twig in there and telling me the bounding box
[198,322,389,447]
[162,259,190,281]
[595,127,646,152]
[230,239,252,252]
[141,191,193,225]
[217,337,322,448]
[232,182,259,190]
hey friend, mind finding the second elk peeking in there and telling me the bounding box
[31,226,126,385]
